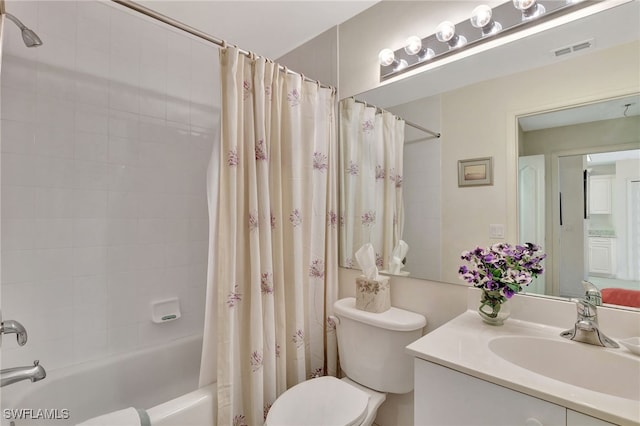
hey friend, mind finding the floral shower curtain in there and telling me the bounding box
[212,46,338,426]
[339,98,405,272]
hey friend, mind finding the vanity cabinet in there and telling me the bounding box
[414,359,613,426]
[588,237,616,276]
[589,175,613,214]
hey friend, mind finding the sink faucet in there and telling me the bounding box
[1,320,28,346]
[1,360,46,387]
[560,282,619,348]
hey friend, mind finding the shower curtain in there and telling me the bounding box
[208,46,338,426]
[339,98,405,272]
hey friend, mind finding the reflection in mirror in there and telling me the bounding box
[518,95,640,308]
[338,98,406,274]
[338,97,442,279]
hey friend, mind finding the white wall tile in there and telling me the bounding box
[109,111,139,139]
[2,58,38,93]
[1,153,36,186]
[73,160,110,190]
[34,187,74,218]
[73,189,108,218]
[1,119,36,155]
[1,88,36,123]
[34,248,74,280]
[108,136,138,165]
[75,131,109,162]
[76,1,110,52]
[36,96,75,129]
[2,218,35,250]
[73,218,108,247]
[76,45,110,80]
[33,156,75,188]
[35,125,75,159]
[2,186,36,219]
[34,219,73,248]
[75,105,109,134]
[2,0,214,372]
[73,274,108,306]
[36,68,76,102]
[38,1,78,42]
[73,246,108,276]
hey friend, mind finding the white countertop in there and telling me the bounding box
[406,311,640,426]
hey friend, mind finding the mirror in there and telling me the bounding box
[518,96,640,306]
[338,1,640,309]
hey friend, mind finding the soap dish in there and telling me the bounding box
[619,337,640,355]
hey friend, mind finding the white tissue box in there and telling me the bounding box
[355,276,390,313]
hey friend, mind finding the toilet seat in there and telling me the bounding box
[265,376,369,426]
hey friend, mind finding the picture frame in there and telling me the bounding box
[458,157,493,187]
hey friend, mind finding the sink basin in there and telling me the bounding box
[489,336,640,401]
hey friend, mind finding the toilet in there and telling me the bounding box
[265,297,426,426]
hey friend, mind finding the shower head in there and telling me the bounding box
[4,13,43,48]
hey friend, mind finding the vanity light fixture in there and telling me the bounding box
[404,36,435,62]
[435,21,467,50]
[378,0,593,81]
[470,5,502,37]
[513,0,546,21]
[378,48,408,71]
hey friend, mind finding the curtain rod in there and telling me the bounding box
[110,0,334,91]
[352,99,441,139]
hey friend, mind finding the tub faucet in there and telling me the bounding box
[560,282,618,348]
[1,360,46,387]
[1,320,28,346]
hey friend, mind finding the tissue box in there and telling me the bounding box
[355,276,390,313]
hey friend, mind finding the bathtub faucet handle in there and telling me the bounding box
[1,320,28,346]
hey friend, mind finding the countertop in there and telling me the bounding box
[406,311,640,425]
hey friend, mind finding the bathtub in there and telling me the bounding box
[1,335,206,426]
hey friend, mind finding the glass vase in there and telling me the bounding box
[478,289,510,325]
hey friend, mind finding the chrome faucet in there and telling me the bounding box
[1,320,28,346]
[1,360,46,387]
[560,281,619,348]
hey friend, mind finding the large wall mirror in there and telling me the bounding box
[518,95,640,302]
[338,1,640,310]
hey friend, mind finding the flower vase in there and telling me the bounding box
[478,289,510,325]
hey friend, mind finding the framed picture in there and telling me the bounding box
[458,157,493,187]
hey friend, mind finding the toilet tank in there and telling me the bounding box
[333,297,426,394]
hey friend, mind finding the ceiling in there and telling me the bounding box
[137,0,379,59]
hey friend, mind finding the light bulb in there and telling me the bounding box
[378,48,395,67]
[404,36,435,61]
[435,21,456,43]
[404,36,423,56]
[436,21,466,49]
[470,5,502,36]
[513,0,545,20]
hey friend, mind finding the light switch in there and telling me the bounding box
[489,224,505,239]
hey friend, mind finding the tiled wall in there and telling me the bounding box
[1,0,218,371]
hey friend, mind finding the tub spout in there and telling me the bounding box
[1,360,46,387]
[1,320,28,346]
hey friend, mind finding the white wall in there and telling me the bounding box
[1,0,218,372]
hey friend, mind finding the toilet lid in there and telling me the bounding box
[266,376,369,426]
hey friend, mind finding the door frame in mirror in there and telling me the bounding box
[511,91,640,301]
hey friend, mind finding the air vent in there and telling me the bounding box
[552,38,595,57]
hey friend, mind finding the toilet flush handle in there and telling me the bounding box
[328,315,339,327]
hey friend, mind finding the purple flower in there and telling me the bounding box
[459,242,545,300]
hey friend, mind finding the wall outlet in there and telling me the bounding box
[489,224,505,239]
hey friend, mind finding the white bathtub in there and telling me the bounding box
[1,335,205,426]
